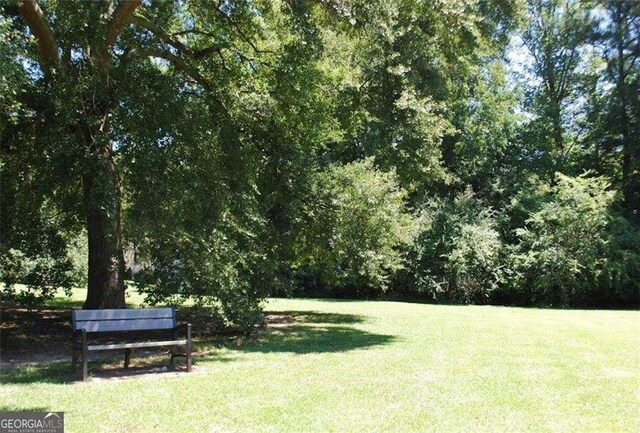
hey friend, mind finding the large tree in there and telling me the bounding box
[317,0,519,199]
[4,0,148,308]
[1,0,328,309]
[594,0,639,221]
[520,0,592,179]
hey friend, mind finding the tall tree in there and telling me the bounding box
[520,0,592,178]
[1,0,327,309]
[5,0,145,308]
[600,0,639,220]
[320,0,519,199]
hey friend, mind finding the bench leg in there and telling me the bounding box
[81,330,88,381]
[186,346,192,372]
[186,324,192,372]
[124,348,134,369]
[71,348,79,372]
[81,348,88,381]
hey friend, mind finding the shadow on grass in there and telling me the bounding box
[1,310,396,383]
[0,351,233,385]
[1,361,78,385]
[46,295,139,310]
[235,325,396,354]
[265,310,367,326]
[45,297,85,309]
[231,309,395,355]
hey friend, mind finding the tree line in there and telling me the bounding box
[1,0,638,326]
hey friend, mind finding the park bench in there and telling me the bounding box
[71,308,192,381]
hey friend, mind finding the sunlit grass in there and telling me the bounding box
[2,295,639,432]
[3,283,148,308]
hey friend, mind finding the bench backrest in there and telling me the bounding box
[72,308,176,333]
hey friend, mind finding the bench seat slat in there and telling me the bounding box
[75,318,175,333]
[73,308,174,322]
[87,340,188,351]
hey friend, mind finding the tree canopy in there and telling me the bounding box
[1,0,638,323]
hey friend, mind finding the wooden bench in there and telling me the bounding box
[71,308,192,381]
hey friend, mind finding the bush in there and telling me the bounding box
[293,158,416,295]
[406,190,504,303]
[0,229,89,308]
[0,209,85,308]
[506,173,639,306]
[133,219,271,330]
[597,214,640,305]
[66,230,88,287]
[0,247,73,308]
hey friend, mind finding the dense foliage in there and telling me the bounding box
[1,0,638,324]
[293,158,415,296]
[404,191,504,304]
[505,174,640,306]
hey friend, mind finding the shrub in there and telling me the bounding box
[0,247,73,308]
[597,214,640,305]
[133,219,271,330]
[507,173,639,306]
[293,158,416,295]
[0,208,83,308]
[406,190,504,303]
[66,231,88,287]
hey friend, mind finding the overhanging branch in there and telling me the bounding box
[131,47,229,116]
[131,15,227,59]
[106,0,142,48]
[131,15,191,54]
[15,0,60,74]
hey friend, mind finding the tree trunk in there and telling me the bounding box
[82,141,126,309]
[14,0,141,309]
[551,104,563,154]
[614,4,632,213]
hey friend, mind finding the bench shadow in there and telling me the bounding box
[0,351,233,385]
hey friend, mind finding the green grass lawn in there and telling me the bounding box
[2,295,639,432]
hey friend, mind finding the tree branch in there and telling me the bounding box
[214,6,270,55]
[15,0,60,74]
[131,47,229,116]
[131,15,227,60]
[131,15,191,54]
[106,0,142,48]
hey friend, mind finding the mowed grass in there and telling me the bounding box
[1,295,639,433]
